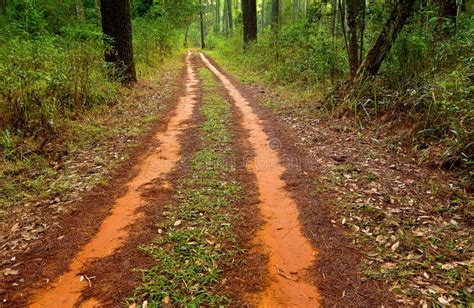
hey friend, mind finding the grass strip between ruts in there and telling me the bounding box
[129,67,243,306]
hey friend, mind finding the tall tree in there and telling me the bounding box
[75,0,85,20]
[223,0,229,31]
[261,0,265,28]
[216,0,221,31]
[100,0,136,83]
[227,0,233,30]
[242,0,257,46]
[0,0,8,14]
[292,0,299,20]
[437,0,457,18]
[331,0,337,36]
[344,0,365,80]
[355,0,416,81]
[271,0,279,30]
[199,0,206,48]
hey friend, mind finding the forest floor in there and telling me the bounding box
[0,52,472,307]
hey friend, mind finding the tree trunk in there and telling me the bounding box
[358,0,366,64]
[331,0,337,36]
[242,0,257,46]
[261,0,265,28]
[271,0,279,30]
[223,0,229,32]
[184,25,189,48]
[227,0,233,29]
[355,0,416,80]
[300,0,307,17]
[438,0,457,18]
[100,0,136,83]
[199,0,206,49]
[292,0,299,20]
[346,0,360,79]
[75,0,85,20]
[0,0,8,14]
[217,0,221,31]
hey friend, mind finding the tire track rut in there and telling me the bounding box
[200,53,320,307]
[29,52,199,308]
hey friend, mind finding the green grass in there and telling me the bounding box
[129,67,243,306]
[0,55,183,217]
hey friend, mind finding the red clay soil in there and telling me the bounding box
[29,52,199,308]
[200,57,268,302]
[0,56,187,307]
[203,54,398,307]
[76,54,205,307]
[80,56,269,306]
[201,53,320,307]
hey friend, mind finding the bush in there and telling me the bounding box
[215,21,347,87]
[0,4,118,154]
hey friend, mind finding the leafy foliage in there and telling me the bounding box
[0,0,196,156]
[211,1,473,175]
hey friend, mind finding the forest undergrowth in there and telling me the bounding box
[209,12,473,187]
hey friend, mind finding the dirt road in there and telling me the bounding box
[2,52,396,307]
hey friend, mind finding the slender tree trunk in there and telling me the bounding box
[271,0,279,30]
[227,0,234,29]
[355,0,416,80]
[331,0,337,36]
[211,0,215,30]
[358,0,366,64]
[242,0,257,46]
[184,25,189,48]
[0,0,8,14]
[223,0,229,32]
[438,0,457,18]
[261,0,265,28]
[75,0,85,20]
[217,0,221,31]
[292,0,299,20]
[347,0,360,79]
[100,0,136,83]
[199,0,206,49]
[339,0,350,57]
[300,0,307,17]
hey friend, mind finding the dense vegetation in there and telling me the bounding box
[0,0,472,307]
[197,0,473,183]
[1,0,472,182]
[0,0,196,157]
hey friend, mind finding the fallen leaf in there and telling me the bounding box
[391,241,400,252]
[437,297,449,305]
[3,269,19,276]
[382,262,396,270]
[441,263,456,270]
[11,223,20,233]
[173,220,182,227]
